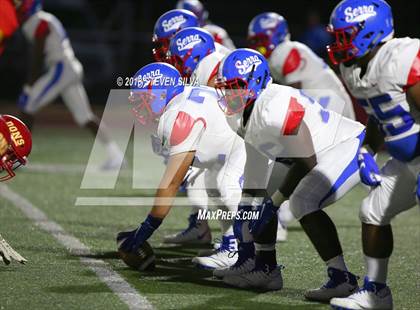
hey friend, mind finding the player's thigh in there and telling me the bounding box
[61,82,95,126]
[360,158,417,225]
[187,168,209,208]
[24,62,69,114]
[289,137,360,219]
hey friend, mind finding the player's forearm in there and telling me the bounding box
[150,185,180,219]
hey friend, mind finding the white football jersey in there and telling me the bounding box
[269,40,355,119]
[22,11,76,68]
[340,37,420,158]
[158,86,240,167]
[229,83,364,159]
[191,51,224,86]
[204,24,236,51]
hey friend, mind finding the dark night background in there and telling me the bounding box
[1,0,419,104]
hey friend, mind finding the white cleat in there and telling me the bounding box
[213,257,255,278]
[100,154,126,171]
[223,265,284,291]
[164,215,211,244]
[305,267,359,302]
[330,277,393,310]
[276,222,288,242]
[192,235,237,270]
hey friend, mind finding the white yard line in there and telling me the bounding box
[0,184,154,310]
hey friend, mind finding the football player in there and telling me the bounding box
[214,49,365,297]
[0,0,18,54]
[120,62,246,270]
[248,12,355,120]
[176,0,236,51]
[152,9,199,62]
[0,114,32,264]
[162,27,231,248]
[247,12,357,241]
[13,0,123,169]
[327,0,420,309]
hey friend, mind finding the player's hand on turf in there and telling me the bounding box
[357,147,381,187]
[0,234,27,265]
[249,198,279,237]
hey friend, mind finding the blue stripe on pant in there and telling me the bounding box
[318,130,366,207]
[32,62,64,108]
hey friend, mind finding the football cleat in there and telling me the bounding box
[163,213,211,244]
[223,264,284,291]
[213,256,255,278]
[305,267,359,302]
[330,277,393,310]
[192,235,237,270]
[213,241,255,278]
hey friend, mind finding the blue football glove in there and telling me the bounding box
[117,215,162,252]
[416,173,420,204]
[17,85,31,110]
[357,147,381,187]
[249,197,279,238]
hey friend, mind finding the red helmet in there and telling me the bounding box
[0,115,32,181]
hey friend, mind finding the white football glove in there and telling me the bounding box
[0,234,27,265]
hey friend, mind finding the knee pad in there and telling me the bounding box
[359,197,390,226]
[289,193,318,220]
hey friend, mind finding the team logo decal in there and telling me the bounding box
[176,34,202,51]
[6,121,25,147]
[259,17,278,29]
[344,5,376,23]
[138,69,164,88]
[162,15,186,33]
[235,56,262,75]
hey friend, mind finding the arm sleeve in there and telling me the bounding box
[282,48,303,85]
[168,111,206,155]
[34,19,50,39]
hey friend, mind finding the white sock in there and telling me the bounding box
[326,255,348,271]
[278,201,295,227]
[106,142,121,158]
[365,255,389,284]
[219,219,233,236]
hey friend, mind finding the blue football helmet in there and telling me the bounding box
[327,0,394,65]
[152,9,199,62]
[130,63,184,124]
[215,48,271,115]
[14,0,43,23]
[176,0,208,26]
[169,27,215,78]
[247,12,289,58]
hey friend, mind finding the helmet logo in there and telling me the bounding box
[259,17,278,29]
[137,69,164,88]
[162,15,187,32]
[235,56,262,75]
[6,121,25,147]
[344,5,377,23]
[176,34,202,51]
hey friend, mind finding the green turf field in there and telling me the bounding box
[0,127,419,309]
